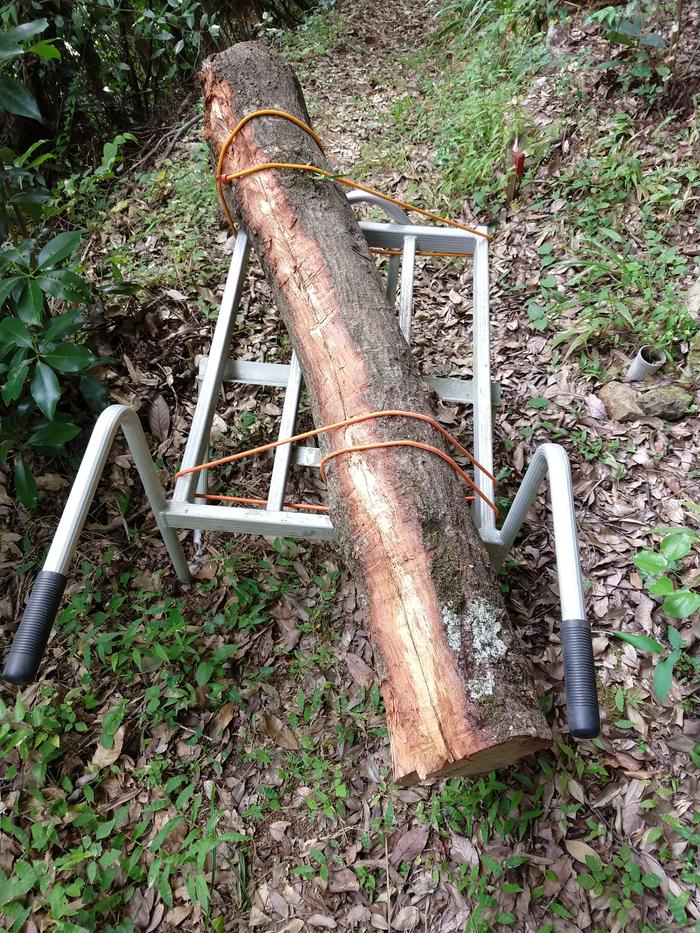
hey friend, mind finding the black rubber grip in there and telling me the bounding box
[3,571,67,685]
[561,618,600,738]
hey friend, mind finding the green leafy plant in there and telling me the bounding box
[0,18,58,123]
[614,625,692,703]
[550,237,695,353]
[0,231,103,507]
[0,18,59,244]
[353,0,550,214]
[575,844,663,928]
[587,1,668,89]
[634,528,700,619]
[613,528,699,701]
[542,111,699,355]
[57,133,138,224]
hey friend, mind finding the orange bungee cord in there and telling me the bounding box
[215,108,492,246]
[188,112,497,518]
[176,410,498,518]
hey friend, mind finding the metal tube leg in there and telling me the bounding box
[472,228,496,534]
[193,458,209,547]
[484,444,599,738]
[121,414,192,584]
[267,354,303,512]
[174,231,250,504]
[398,235,416,342]
[490,445,585,620]
[3,405,191,685]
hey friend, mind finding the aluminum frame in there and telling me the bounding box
[33,192,588,631]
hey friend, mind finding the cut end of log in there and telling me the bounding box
[395,734,553,787]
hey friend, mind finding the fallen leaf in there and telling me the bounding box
[211,701,235,737]
[565,839,601,865]
[279,922,305,933]
[329,868,359,893]
[127,886,154,930]
[149,394,170,440]
[369,913,389,930]
[164,905,192,926]
[308,915,337,929]
[260,712,299,749]
[346,906,371,925]
[568,777,585,804]
[270,821,291,842]
[450,833,479,866]
[586,394,607,419]
[392,906,421,931]
[92,725,125,769]
[345,651,375,687]
[627,705,648,737]
[145,903,164,933]
[622,779,647,836]
[249,906,270,927]
[195,559,218,581]
[390,824,429,865]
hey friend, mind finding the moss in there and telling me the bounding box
[475,693,509,723]
[429,539,465,615]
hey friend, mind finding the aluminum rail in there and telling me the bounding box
[481,443,599,737]
[347,190,412,308]
[3,405,191,685]
[173,231,250,504]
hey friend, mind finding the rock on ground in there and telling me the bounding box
[640,385,694,420]
[598,382,643,422]
[686,332,700,383]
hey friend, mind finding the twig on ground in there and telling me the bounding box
[160,114,203,162]
[130,113,201,173]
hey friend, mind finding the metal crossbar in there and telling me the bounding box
[2,191,600,740]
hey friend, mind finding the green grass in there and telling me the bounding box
[356,0,551,209]
[276,5,348,75]
[103,140,223,297]
[345,0,699,357]
[539,113,700,354]
[0,542,326,931]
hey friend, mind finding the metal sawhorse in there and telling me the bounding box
[2,192,599,739]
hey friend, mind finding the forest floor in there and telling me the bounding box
[1,1,699,932]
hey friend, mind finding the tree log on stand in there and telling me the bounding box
[198,42,551,784]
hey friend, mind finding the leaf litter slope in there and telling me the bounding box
[1,1,699,931]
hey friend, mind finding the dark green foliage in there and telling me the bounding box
[0,2,315,510]
[0,232,102,507]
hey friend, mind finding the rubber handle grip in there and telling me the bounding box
[561,618,600,739]
[3,571,67,685]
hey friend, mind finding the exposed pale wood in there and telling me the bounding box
[199,42,551,783]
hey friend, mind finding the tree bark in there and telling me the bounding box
[198,42,551,784]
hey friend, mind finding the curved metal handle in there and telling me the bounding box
[561,618,600,738]
[3,571,67,684]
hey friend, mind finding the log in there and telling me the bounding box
[199,42,551,783]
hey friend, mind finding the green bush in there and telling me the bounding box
[0,232,103,508]
[0,18,104,507]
